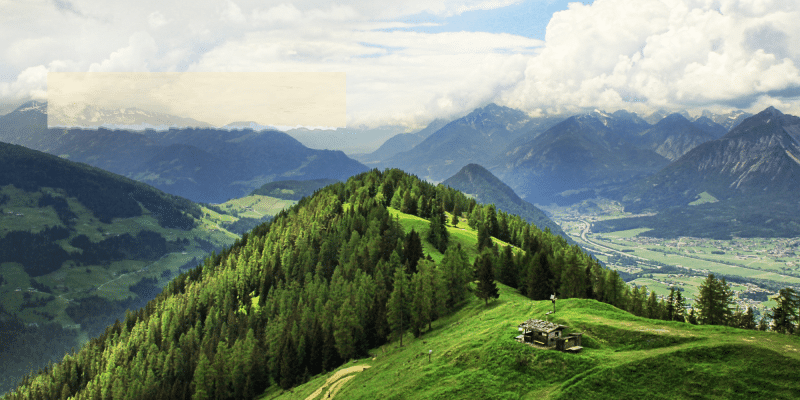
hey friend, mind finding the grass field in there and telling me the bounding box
[259,284,800,400]
[386,207,519,264]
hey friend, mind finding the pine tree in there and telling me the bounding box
[475,250,500,305]
[334,297,361,360]
[387,268,411,346]
[526,252,553,301]
[476,223,492,253]
[409,270,431,337]
[770,288,799,334]
[674,290,686,322]
[694,274,733,325]
[191,353,212,400]
[741,306,757,330]
[442,243,470,308]
[403,229,423,274]
[687,307,698,325]
[666,287,676,321]
[645,290,660,319]
[451,203,460,226]
[427,203,449,253]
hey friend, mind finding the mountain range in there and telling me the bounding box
[607,106,800,238]
[491,110,669,205]
[0,102,368,204]
[47,103,214,131]
[442,163,570,241]
[381,103,564,182]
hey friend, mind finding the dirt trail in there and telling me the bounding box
[305,365,371,400]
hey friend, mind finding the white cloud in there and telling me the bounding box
[88,32,158,72]
[148,11,169,29]
[2,0,800,126]
[506,0,800,115]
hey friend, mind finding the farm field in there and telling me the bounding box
[544,199,800,317]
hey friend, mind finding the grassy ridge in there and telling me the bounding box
[259,200,800,399]
[264,285,800,399]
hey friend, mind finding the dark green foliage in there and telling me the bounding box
[249,179,338,200]
[70,230,168,265]
[0,141,199,230]
[37,193,76,226]
[474,250,499,305]
[403,229,423,274]
[0,226,71,277]
[218,215,272,235]
[0,167,625,400]
[769,288,799,334]
[426,203,449,253]
[694,274,734,326]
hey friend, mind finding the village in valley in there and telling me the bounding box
[544,198,800,320]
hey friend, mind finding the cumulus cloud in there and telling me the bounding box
[505,0,800,115]
[2,0,800,127]
[88,32,158,72]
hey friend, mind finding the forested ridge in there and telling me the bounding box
[2,168,782,400]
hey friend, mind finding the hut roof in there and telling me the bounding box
[518,319,567,333]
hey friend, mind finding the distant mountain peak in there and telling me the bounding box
[15,100,47,114]
[759,106,783,117]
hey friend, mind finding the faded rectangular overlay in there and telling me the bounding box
[47,72,346,129]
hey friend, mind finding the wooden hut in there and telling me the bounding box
[517,319,568,348]
[555,333,583,353]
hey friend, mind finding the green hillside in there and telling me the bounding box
[0,142,289,395]
[264,287,800,400]
[3,168,796,400]
[249,179,338,201]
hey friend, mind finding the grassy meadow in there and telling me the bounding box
[260,284,800,400]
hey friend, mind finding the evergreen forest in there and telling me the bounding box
[2,169,794,400]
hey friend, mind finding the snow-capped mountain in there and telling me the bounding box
[47,103,213,131]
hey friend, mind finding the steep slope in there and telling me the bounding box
[699,109,752,131]
[619,106,800,238]
[627,106,800,207]
[0,141,241,395]
[0,101,369,203]
[249,178,339,200]
[267,293,800,400]
[634,113,723,161]
[354,118,448,165]
[493,111,669,205]
[383,103,558,182]
[442,164,570,241]
[1,168,595,400]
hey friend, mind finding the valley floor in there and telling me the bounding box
[544,199,800,317]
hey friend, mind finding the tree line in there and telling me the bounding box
[3,168,798,400]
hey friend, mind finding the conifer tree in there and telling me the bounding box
[694,273,733,325]
[427,203,449,253]
[646,290,660,319]
[442,243,470,308]
[334,297,361,360]
[387,268,411,346]
[475,250,500,305]
[666,287,676,321]
[451,203,460,226]
[674,290,686,322]
[409,270,431,337]
[403,229,423,274]
[526,252,553,301]
[191,353,212,400]
[687,307,698,324]
[769,288,799,334]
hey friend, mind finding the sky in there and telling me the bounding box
[1,0,800,129]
